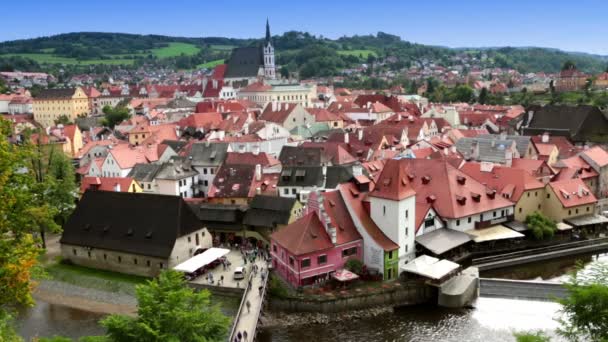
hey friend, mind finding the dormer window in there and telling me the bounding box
[457,175,466,185]
[422,176,431,184]
[456,195,467,205]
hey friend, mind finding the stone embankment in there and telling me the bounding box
[260,306,393,328]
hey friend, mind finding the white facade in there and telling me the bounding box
[8,102,32,114]
[443,206,514,232]
[370,195,417,268]
[193,165,218,198]
[101,152,131,178]
[229,137,288,157]
[156,175,199,198]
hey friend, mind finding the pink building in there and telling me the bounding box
[270,190,363,287]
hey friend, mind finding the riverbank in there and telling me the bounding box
[260,305,394,328]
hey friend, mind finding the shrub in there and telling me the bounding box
[525,212,557,240]
[344,258,364,275]
[268,274,289,298]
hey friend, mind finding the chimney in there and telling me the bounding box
[114,182,121,192]
[578,185,584,197]
[255,164,262,181]
[542,132,549,143]
[344,133,350,144]
[358,129,363,140]
[271,101,277,111]
[408,115,414,122]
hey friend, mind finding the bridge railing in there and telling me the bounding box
[228,271,254,342]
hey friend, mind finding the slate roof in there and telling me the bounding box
[278,166,325,187]
[524,105,608,142]
[184,142,229,167]
[477,134,531,157]
[325,165,358,189]
[279,146,323,166]
[154,157,198,180]
[243,195,296,227]
[60,191,202,259]
[188,203,245,231]
[35,88,77,100]
[127,163,162,182]
[455,138,514,164]
[224,47,264,79]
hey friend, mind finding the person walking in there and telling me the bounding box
[243,330,248,342]
[220,275,224,285]
[246,300,251,313]
[258,285,263,296]
[237,331,242,341]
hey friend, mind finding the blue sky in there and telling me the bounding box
[3,0,608,55]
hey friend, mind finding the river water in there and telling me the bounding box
[17,253,607,341]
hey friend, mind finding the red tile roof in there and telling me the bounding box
[581,146,608,168]
[271,212,333,256]
[178,112,223,130]
[260,103,297,124]
[80,177,136,193]
[338,183,398,251]
[460,162,544,202]
[554,156,599,181]
[306,108,341,122]
[225,152,280,167]
[548,179,596,208]
[241,81,272,92]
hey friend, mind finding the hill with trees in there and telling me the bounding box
[1,31,607,78]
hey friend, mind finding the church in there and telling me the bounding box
[223,20,276,88]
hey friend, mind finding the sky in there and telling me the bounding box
[3,0,608,55]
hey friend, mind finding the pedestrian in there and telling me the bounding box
[258,285,263,296]
[220,275,224,285]
[237,331,242,341]
[246,300,251,313]
[243,330,248,342]
[248,278,252,289]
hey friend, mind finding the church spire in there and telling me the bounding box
[265,18,271,44]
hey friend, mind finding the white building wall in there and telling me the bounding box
[444,205,514,232]
[370,195,416,268]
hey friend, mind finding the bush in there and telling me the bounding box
[525,212,557,240]
[513,331,551,342]
[268,274,289,299]
[344,258,364,275]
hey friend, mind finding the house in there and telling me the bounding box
[60,191,211,277]
[207,164,278,205]
[306,108,343,129]
[242,195,303,245]
[237,82,316,108]
[183,142,230,198]
[555,66,589,92]
[270,190,363,288]
[278,166,325,203]
[460,162,545,222]
[543,179,597,222]
[153,157,199,198]
[33,87,89,127]
[523,105,608,143]
[579,146,608,201]
[259,103,315,131]
[101,145,158,178]
[552,156,599,196]
[338,182,400,280]
[127,163,163,193]
[455,138,520,166]
[80,176,142,194]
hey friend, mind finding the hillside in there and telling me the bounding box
[0,31,607,77]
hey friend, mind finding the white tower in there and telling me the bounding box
[263,19,276,80]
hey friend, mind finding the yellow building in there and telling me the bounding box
[238,82,316,108]
[543,179,596,222]
[33,87,89,127]
[128,125,151,146]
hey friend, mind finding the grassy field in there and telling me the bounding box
[43,262,149,295]
[210,44,236,50]
[337,49,377,58]
[151,42,200,58]
[197,59,225,69]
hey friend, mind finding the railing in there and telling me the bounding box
[228,271,254,342]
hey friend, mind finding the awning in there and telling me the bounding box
[401,255,460,280]
[556,222,573,231]
[465,224,525,243]
[503,220,529,232]
[565,214,608,227]
[173,247,229,274]
[333,269,359,282]
[416,229,474,255]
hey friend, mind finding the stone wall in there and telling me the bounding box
[188,282,245,297]
[269,282,435,313]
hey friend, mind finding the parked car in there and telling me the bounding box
[233,266,246,280]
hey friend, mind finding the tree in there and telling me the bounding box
[562,60,576,71]
[513,331,551,342]
[53,114,73,126]
[0,311,22,342]
[0,77,8,94]
[101,105,131,129]
[280,66,290,79]
[557,261,608,341]
[479,87,489,104]
[345,258,364,275]
[525,212,557,240]
[101,270,230,342]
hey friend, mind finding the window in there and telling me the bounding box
[547,194,550,199]
[289,256,294,266]
[147,260,151,267]
[527,192,530,197]
[159,262,164,269]
[425,218,434,228]
[342,247,357,257]
[587,206,590,212]
[103,254,107,260]
[133,258,138,265]
[118,256,122,263]
[301,258,311,268]
[73,248,77,256]
[519,207,523,213]
[405,245,408,253]
[204,180,208,186]
[383,206,386,216]
[388,251,393,259]
[456,219,460,226]
[203,168,208,175]
[405,227,409,236]
[87,251,91,258]
[317,255,327,265]
[292,188,297,195]
[147,184,151,190]
[568,210,572,215]
[284,188,289,195]
[187,236,191,243]
[195,233,199,245]
[501,210,505,217]
[405,210,409,218]
[210,168,214,175]
[273,245,277,252]
[576,208,579,214]
[535,191,538,197]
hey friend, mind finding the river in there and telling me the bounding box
[16,253,607,341]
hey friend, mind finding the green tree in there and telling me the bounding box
[345,258,364,275]
[101,270,230,342]
[513,331,551,342]
[0,311,22,342]
[479,87,489,104]
[562,60,576,71]
[53,114,73,126]
[0,77,8,94]
[525,212,557,240]
[557,261,608,341]
[280,66,290,79]
[101,105,131,129]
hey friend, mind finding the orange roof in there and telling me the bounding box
[271,212,333,256]
[548,179,596,208]
[534,143,556,157]
[306,108,341,122]
[80,177,136,193]
[317,190,362,245]
[338,183,398,251]
[553,156,598,181]
[460,162,544,202]
[260,103,297,124]
[581,146,608,168]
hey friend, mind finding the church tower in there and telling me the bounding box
[263,19,276,80]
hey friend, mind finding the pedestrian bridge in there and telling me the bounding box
[228,261,269,342]
[479,278,568,301]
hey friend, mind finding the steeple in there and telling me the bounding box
[265,18,271,44]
